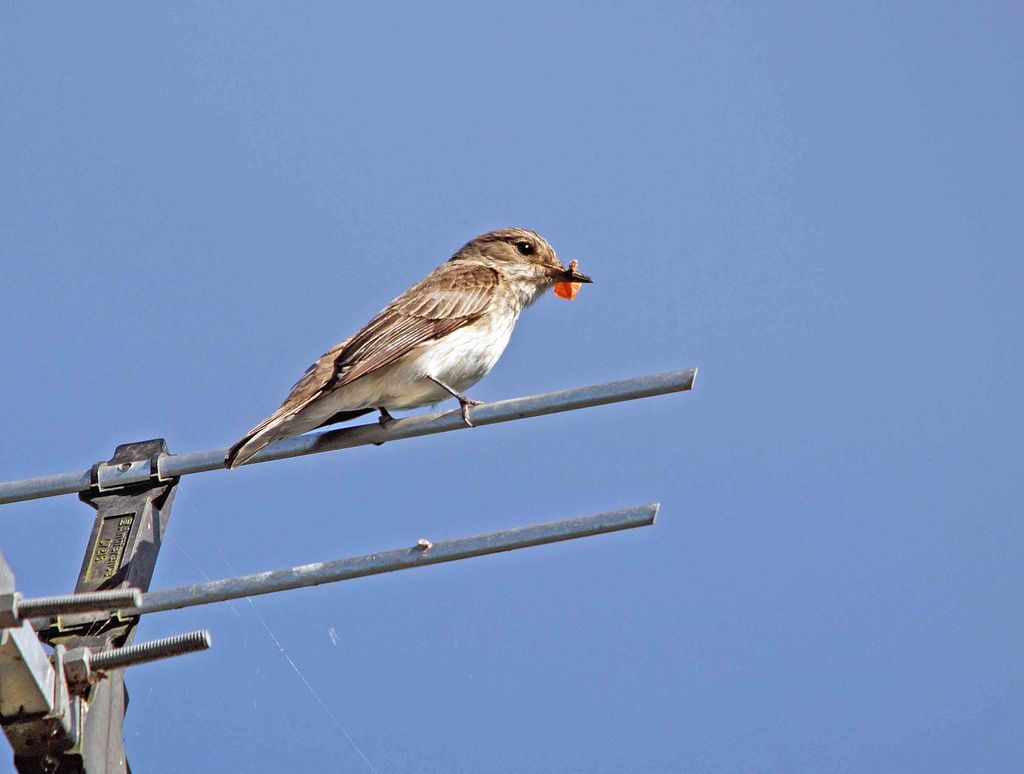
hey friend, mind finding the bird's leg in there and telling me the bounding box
[377,407,395,427]
[427,376,483,427]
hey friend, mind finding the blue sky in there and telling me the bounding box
[1,2,1021,771]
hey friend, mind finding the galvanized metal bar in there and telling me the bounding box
[0,368,696,505]
[0,469,93,505]
[129,504,659,615]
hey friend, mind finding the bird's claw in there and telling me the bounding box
[459,397,483,427]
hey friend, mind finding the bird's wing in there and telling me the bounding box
[329,262,497,387]
[224,262,500,467]
[276,336,353,416]
[273,261,499,412]
[331,261,500,386]
[223,337,353,467]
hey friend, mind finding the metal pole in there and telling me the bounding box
[128,504,659,615]
[0,368,697,505]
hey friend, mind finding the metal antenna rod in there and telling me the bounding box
[127,504,659,615]
[0,368,696,505]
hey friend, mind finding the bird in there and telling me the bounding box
[224,228,593,468]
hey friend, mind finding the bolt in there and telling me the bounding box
[17,588,142,618]
[89,630,211,672]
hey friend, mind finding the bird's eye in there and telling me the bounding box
[515,241,534,256]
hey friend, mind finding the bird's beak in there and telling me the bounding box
[552,265,594,284]
[551,262,593,300]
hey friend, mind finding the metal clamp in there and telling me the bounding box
[0,637,80,757]
[88,439,176,493]
[95,459,153,491]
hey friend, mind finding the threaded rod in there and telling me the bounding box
[18,588,143,618]
[89,630,211,671]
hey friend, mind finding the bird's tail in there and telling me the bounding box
[224,415,293,469]
[224,406,375,469]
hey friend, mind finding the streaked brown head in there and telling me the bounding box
[451,228,593,285]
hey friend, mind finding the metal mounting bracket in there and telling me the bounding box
[30,439,181,774]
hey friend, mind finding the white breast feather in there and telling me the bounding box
[301,268,552,421]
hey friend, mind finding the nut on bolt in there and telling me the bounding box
[63,647,95,691]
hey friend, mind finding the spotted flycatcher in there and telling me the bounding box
[225,228,592,467]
